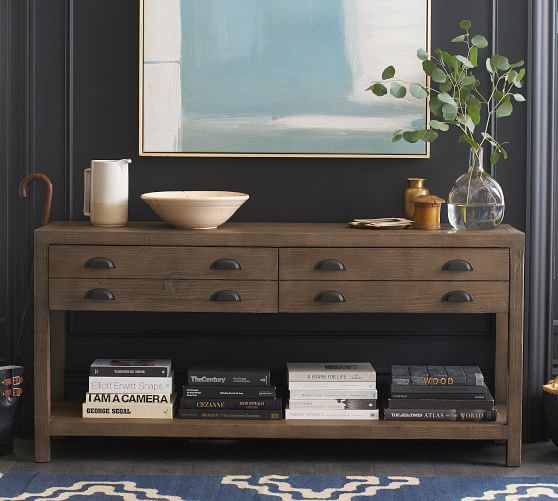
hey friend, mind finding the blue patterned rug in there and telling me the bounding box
[1,472,558,500]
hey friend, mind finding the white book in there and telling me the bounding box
[88,371,173,394]
[82,394,176,419]
[285,408,379,420]
[288,362,376,382]
[289,389,378,400]
[288,381,376,390]
[288,399,376,410]
[84,393,172,404]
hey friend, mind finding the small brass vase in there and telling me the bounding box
[403,178,429,220]
[413,195,446,230]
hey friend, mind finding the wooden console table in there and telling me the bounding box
[34,222,524,465]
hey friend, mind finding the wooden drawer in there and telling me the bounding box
[279,248,509,281]
[49,279,278,313]
[49,246,278,280]
[279,281,509,313]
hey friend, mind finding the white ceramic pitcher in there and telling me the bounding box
[84,159,131,227]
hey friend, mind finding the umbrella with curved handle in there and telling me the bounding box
[19,173,53,226]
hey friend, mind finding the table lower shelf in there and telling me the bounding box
[50,402,508,441]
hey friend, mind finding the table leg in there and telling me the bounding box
[34,239,51,462]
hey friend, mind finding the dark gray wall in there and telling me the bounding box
[7,0,544,437]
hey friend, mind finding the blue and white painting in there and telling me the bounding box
[141,0,429,157]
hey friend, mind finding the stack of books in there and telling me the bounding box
[82,359,175,419]
[178,366,282,420]
[383,365,497,421]
[285,363,379,420]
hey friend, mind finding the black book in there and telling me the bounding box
[182,386,276,399]
[383,408,497,421]
[391,365,484,386]
[177,409,281,420]
[187,366,270,386]
[179,397,282,410]
[389,392,487,400]
[90,359,171,377]
[391,383,487,395]
[387,393,495,410]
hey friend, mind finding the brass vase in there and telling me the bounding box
[403,178,429,220]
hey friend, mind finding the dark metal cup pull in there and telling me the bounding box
[84,288,115,301]
[85,257,116,269]
[442,291,473,303]
[441,259,474,272]
[211,258,242,271]
[315,291,347,303]
[211,290,242,302]
[315,259,347,271]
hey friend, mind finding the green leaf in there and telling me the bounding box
[514,68,526,88]
[424,129,439,142]
[512,93,526,102]
[382,65,396,80]
[422,60,437,76]
[440,50,458,70]
[438,93,457,107]
[429,95,443,116]
[410,83,428,99]
[459,19,472,30]
[471,35,488,48]
[403,130,427,143]
[499,145,508,160]
[468,104,481,125]
[466,94,481,106]
[461,75,476,87]
[496,100,513,118]
[485,57,493,73]
[506,70,518,84]
[431,68,447,83]
[510,59,525,69]
[390,82,407,98]
[430,120,450,131]
[491,54,510,71]
[392,133,403,142]
[458,115,475,133]
[469,47,478,67]
[369,83,388,96]
[458,134,480,149]
[451,35,466,43]
[439,80,453,93]
[442,103,458,121]
[490,151,500,165]
[456,55,474,68]
[417,48,429,61]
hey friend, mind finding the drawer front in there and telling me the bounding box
[50,279,278,313]
[279,281,509,313]
[279,248,509,281]
[49,246,278,280]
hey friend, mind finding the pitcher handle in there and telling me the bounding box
[83,168,91,216]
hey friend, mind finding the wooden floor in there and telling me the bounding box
[2,438,557,476]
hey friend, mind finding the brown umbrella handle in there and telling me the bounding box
[19,173,53,227]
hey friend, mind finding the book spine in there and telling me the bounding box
[390,383,486,394]
[285,409,380,420]
[288,399,377,410]
[177,409,281,420]
[387,397,495,410]
[288,372,376,382]
[288,381,376,390]
[88,376,173,394]
[289,389,378,400]
[85,393,173,404]
[187,371,270,386]
[179,398,282,410]
[182,386,276,399]
[389,392,487,400]
[383,409,497,421]
[82,401,175,419]
[90,366,169,377]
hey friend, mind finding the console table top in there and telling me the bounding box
[36,221,523,247]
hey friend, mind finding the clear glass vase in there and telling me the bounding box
[447,148,505,230]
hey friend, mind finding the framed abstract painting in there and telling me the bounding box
[139,0,430,158]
